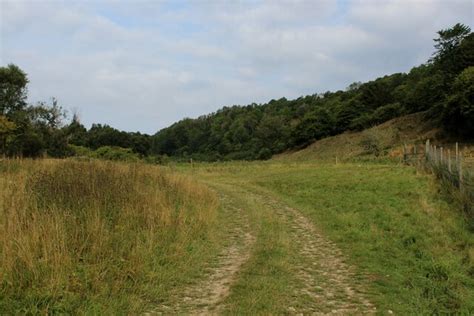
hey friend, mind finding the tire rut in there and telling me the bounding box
[146,194,255,315]
[258,194,376,315]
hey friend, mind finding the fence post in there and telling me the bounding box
[459,152,463,192]
[440,147,444,164]
[448,149,452,173]
[455,142,459,165]
[425,139,430,157]
[403,143,407,164]
[425,139,430,164]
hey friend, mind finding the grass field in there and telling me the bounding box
[182,160,474,314]
[0,159,221,314]
[1,158,473,314]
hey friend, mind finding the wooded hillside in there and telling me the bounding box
[1,24,472,160]
[150,24,473,161]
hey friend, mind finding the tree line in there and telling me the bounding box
[1,24,472,161]
[0,67,151,158]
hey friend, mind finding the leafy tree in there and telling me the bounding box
[431,23,472,76]
[443,66,474,136]
[0,64,28,117]
[0,115,16,154]
[66,114,88,147]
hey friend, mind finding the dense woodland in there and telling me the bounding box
[1,24,473,161]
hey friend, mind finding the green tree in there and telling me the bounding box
[443,66,474,136]
[431,23,472,76]
[0,64,28,117]
[0,115,16,154]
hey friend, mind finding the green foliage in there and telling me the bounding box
[0,115,15,153]
[360,131,383,156]
[0,64,28,117]
[257,148,272,160]
[68,144,140,162]
[93,146,139,162]
[443,66,474,136]
[432,23,472,76]
[68,144,94,157]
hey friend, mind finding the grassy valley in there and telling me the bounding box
[1,19,473,315]
[1,126,474,314]
[174,159,474,314]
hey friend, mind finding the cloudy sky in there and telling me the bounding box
[1,0,472,134]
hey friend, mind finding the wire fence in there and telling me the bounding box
[403,140,474,218]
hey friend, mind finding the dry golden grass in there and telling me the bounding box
[0,159,218,314]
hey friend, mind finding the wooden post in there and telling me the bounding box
[434,145,437,165]
[403,143,407,163]
[448,149,452,173]
[459,152,463,191]
[440,147,444,164]
[425,139,430,157]
[455,142,459,165]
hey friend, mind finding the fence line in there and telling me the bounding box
[403,139,473,217]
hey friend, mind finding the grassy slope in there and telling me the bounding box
[186,161,474,314]
[0,159,223,314]
[275,112,435,162]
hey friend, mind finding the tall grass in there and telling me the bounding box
[0,159,218,314]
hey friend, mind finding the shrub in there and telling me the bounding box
[360,131,383,156]
[257,148,272,160]
[93,146,139,161]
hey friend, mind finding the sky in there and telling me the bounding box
[1,0,473,134]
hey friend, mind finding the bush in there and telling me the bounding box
[69,145,140,162]
[257,148,272,160]
[360,131,383,156]
[371,102,404,124]
[93,146,139,161]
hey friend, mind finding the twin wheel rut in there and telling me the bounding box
[149,187,375,315]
